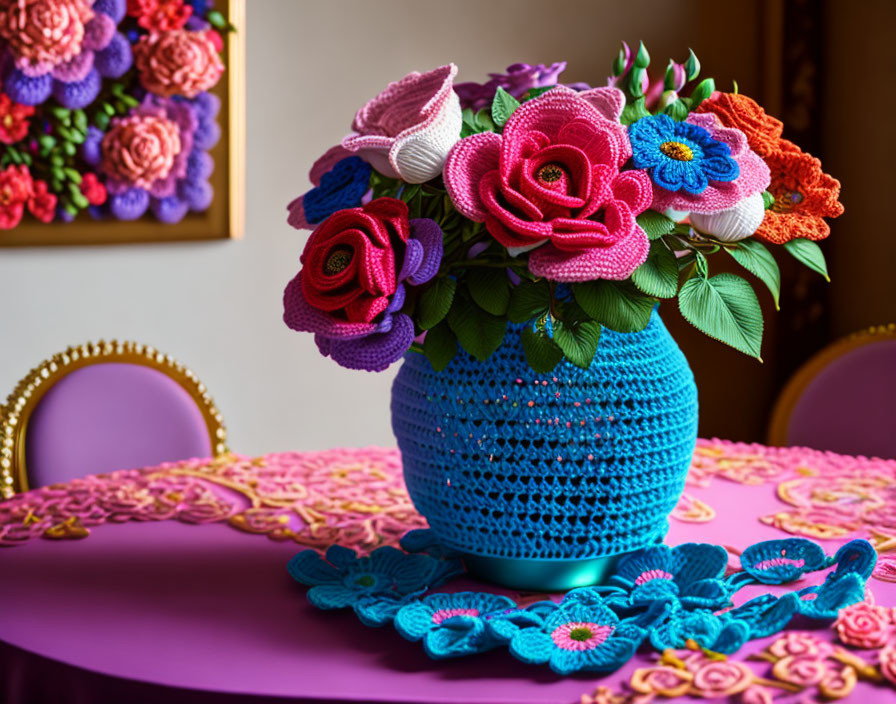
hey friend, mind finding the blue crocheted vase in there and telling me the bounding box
[391,310,698,591]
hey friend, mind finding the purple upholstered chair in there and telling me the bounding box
[0,341,227,498]
[768,325,896,459]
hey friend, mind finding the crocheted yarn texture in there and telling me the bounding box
[392,310,698,561]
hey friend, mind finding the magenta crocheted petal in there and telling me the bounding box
[308,144,355,186]
[443,131,502,221]
[50,50,95,82]
[282,272,376,339]
[577,86,625,122]
[324,313,415,372]
[82,13,116,51]
[528,225,650,282]
[148,173,177,199]
[286,195,313,230]
[15,57,53,78]
[611,170,653,215]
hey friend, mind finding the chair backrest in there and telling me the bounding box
[0,341,227,498]
[768,325,896,458]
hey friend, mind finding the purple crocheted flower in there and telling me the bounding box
[82,91,218,222]
[283,201,443,372]
[0,0,132,109]
[454,62,568,111]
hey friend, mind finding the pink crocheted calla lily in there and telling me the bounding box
[649,112,770,214]
[443,86,651,281]
[342,64,462,184]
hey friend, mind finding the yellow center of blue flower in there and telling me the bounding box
[659,141,694,161]
[325,247,353,275]
[569,627,593,641]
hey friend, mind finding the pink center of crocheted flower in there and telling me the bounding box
[753,557,805,570]
[659,141,694,161]
[551,621,613,651]
[634,569,674,586]
[431,608,479,625]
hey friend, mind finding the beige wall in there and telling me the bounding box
[0,0,767,454]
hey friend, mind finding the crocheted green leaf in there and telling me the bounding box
[491,87,521,129]
[521,86,554,102]
[684,49,700,81]
[423,321,457,372]
[663,98,689,122]
[637,210,675,239]
[552,304,601,369]
[726,239,781,309]
[573,281,655,333]
[447,290,506,361]
[678,273,763,359]
[620,97,650,126]
[690,78,715,109]
[632,240,679,298]
[467,268,511,316]
[761,190,775,210]
[521,324,563,373]
[784,238,830,281]
[417,277,457,330]
[508,279,552,323]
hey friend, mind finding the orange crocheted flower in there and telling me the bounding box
[696,92,791,158]
[754,143,844,245]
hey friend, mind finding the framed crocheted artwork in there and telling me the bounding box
[0,0,245,246]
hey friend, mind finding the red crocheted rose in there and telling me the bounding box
[134,29,224,98]
[299,198,409,324]
[100,114,182,190]
[0,94,35,144]
[444,86,651,281]
[27,179,56,222]
[0,165,56,228]
[79,172,107,206]
[0,0,93,73]
[127,0,192,32]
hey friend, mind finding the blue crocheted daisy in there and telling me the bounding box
[302,156,372,225]
[610,543,731,610]
[504,589,646,675]
[394,591,517,658]
[287,545,462,626]
[629,114,739,194]
[739,538,829,585]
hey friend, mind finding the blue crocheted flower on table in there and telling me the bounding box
[648,604,751,654]
[302,157,372,225]
[609,543,731,610]
[500,589,648,675]
[628,114,739,194]
[399,528,462,560]
[738,538,829,585]
[287,545,463,626]
[394,591,518,659]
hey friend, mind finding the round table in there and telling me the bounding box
[1,442,894,703]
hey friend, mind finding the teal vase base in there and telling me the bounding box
[460,551,629,592]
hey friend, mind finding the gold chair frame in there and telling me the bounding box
[767,323,896,447]
[0,340,228,498]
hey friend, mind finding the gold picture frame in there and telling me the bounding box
[0,0,245,247]
[0,340,229,498]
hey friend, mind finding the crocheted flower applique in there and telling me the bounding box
[499,588,650,674]
[394,591,517,658]
[286,148,372,230]
[287,545,462,626]
[282,198,443,371]
[648,604,751,654]
[739,538,829,584]
[610,542,731,610]
[629,113,739,195]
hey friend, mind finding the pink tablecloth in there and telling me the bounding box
[0,439,894,703]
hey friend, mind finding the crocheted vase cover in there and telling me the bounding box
[391,309,698,562]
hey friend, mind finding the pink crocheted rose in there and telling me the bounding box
[690,659,753,698]
[444,86,651,281]
[133,29,224,98]
[100,113,181,190]
[342,64,462,184]
[881,642,896,687]
[649,112,770,214]
[0,0,94,75]
[834,601,894,649]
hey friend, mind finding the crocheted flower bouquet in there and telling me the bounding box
[0,0,231,228]
[283,46,843,373]
[283,46,844,589]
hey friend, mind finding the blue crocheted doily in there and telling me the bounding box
[287,532,876,675]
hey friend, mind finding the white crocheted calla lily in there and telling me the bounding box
[342,64,463,184]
